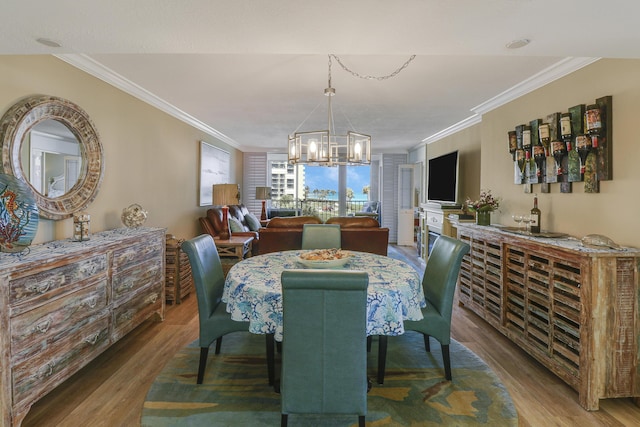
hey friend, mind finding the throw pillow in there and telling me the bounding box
[228,217,245,233]
[245,212,261,231]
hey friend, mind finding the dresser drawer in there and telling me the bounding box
[12,313,110,406]
[9,254,108,310]
[112,260,163,304]
[112,285,163,341]
[11,279,108,361]
[112,238,164,274]
[425,210,444,234]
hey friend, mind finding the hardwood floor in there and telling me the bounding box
[22,245,640,427]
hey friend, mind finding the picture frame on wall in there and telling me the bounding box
[199,141,230,206]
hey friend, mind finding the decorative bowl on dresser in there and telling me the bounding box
[0,227,166,427]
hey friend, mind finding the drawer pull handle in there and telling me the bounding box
[39,362,54,378]
[120,312,134,322]
[29,282,51,294]
[148,294,158,304]
[85,333,100,345]
[84,297,98,309]
[35,319,52,334]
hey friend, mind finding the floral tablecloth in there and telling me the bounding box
[223,250,425,341]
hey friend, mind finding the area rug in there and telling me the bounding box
[141,332,517,426]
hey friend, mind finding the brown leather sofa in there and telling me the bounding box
[199,205,260,255]
[258,215,389,256]
[326,216,389,255]
[257,216,323,255]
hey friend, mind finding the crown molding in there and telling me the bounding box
[471,57,600,115]
[55,53,240,149]
[419,114,482,146]
[414,57,600,150]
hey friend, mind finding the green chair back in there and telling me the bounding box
[422,234,471,330]
[301,224,341,249]
[280,269,368,425]
[182,234,251,384]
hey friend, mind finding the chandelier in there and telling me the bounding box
[288,54,416,167]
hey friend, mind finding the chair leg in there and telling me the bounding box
[197,347,209,384]
[377,335,387,385]
[423,334,431,352]
[281,413,288,427]
[267,333,275,386]
[359,415,365,427]
[442,343,452,380]
[214,336,222,354]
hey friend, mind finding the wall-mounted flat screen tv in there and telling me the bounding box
[427,150,459,205]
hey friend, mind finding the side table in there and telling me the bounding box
[214,235,254,259]
[214,235,254,277]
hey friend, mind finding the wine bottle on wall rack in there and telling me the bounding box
[585,104,602,148]
[508,131,517,159]
[516,149,526,184]
[530,194,541,234]
[533,145,546,180]
[522,126,532,151]
[551,140,567,175]
[538,123,551,156]
[576,134,593,177]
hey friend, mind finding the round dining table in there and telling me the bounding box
[223,250,425,342]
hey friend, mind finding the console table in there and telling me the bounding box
[0,227,166,427]
[456,224,640,410]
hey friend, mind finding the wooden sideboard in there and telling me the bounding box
[0,227,166,427]
[456,224,640,410]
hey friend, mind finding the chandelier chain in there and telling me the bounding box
[329,54,417,81]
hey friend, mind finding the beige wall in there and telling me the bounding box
[480,58,640,247]
[0,55,243,244]
[426,123,482,207]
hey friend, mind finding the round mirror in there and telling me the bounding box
[0,95,104,220]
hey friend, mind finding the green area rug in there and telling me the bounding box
[141,332,517,426]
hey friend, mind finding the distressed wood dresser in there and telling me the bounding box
[456,224,640,411]
[0,227,166,427]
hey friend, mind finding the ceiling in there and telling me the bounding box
[3,1,640,154]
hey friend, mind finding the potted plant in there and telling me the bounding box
[465,189,500,226]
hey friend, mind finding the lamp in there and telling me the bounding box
[288,55,371,167]
[255,186,271,221]
[212,184,240,240]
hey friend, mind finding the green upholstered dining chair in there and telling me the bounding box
[181,234,253,384]
[376,235,470,384]
[279,269,368,427]
[301,223,341,249]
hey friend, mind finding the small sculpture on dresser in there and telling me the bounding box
[121,203,148,228]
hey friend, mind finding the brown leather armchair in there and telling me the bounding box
[199,205,260,255]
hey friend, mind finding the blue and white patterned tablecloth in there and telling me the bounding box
[223,250,425,341]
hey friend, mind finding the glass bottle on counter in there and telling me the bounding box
[530,194,541,234]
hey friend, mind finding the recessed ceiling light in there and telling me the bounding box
[506,39,530,49]
[36,38,62,48]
